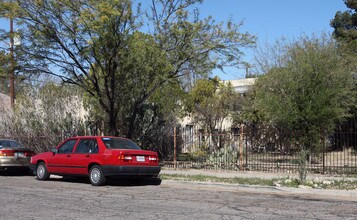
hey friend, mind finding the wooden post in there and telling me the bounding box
[322,136,325,174]
[174,126,177,169]
[239,124,244,170]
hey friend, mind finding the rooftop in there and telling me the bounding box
[223,78,256,94]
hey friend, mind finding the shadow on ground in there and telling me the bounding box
[0,168,34,176]
[49,176,162,187]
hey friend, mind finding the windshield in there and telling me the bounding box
[101,138,141,150]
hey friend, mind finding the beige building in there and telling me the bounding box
[226,78,256,95]
[179,78,256,153]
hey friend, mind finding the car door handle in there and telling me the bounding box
[66,154,71,157]
[85,155,90,158]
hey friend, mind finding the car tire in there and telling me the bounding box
[36,162,50,181]
[149,178,162,186]
[89,165,106,186]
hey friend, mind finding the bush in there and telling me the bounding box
[206,146,243,169]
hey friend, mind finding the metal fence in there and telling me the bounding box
[162,121,357,174]
[1,120,356,174]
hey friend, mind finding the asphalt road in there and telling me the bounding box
[0,174,356,220]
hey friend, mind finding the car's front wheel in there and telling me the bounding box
[89,165,106,186]
[36,162,50,180]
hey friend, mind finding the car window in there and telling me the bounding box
[57,139,77,154]
[102,138,141,150]
[0,140,10,148]
[0,140,23,149]
[75,139,99,154]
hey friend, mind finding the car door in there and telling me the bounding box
[71,138,99,175]
[47,139,77,174]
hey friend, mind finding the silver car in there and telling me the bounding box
[0,139,36,172]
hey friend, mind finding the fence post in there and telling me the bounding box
[239,124,244,170]
[322,136,325,174]
[174,126,177,169]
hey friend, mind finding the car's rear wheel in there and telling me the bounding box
[36,162,50,180]
[89,165,106,186]
[150,178,162,186]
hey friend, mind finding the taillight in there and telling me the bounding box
[0,150,15,156]
[118,152,132,162]
[124,156,132,161]
[149,155,158,163]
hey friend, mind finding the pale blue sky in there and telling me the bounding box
[0,0,349,79]
[198,0,349,79]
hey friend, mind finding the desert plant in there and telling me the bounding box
[297,149,310,183]
[206,146,242,169]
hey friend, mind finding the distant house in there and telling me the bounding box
[178,78,256,153]
[225,78,256,95]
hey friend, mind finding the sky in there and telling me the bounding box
[0,0,349,80]
[198,0,349,79]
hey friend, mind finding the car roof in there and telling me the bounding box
[68,136,129,140]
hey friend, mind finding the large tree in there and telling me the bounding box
[253,35,356,151]
[330,0,357,51]
[0,0,255,137]
[0,51,8,94]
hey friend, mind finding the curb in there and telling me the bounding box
[161,169,357,201]
[161,179,357,202]
[161,169,357,181]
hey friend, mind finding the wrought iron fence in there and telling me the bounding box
[162,121,357,174]
[1,120,356,174]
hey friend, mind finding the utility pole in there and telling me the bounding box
[9,17,15,108]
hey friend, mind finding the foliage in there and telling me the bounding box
[186,77,240,132]
[184,77,241,149]
[331,0,357,139]
[253,35,356,151]
[296,149,309,183]
[0,50,8,94]
[206,146,241,168]
[177,151,208,161]
[0,83,86,152]
[330,0,357,52]
[0,0,255,138]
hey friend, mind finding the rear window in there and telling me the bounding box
[0,140,24,149]
[102,138,141,150]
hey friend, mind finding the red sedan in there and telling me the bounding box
[30,136,161,186]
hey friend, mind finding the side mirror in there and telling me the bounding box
[51,148,57,155]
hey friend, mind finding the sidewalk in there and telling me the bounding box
[160,168,357,201]
[161,168,357,181]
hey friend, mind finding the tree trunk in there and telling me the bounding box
[210,124,218,150]
[107,109,118,136]
[127,105,140,139]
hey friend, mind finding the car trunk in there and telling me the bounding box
[106,149,159,166]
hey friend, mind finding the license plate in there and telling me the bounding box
[136,156,145,162]
[15,152,25,157]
